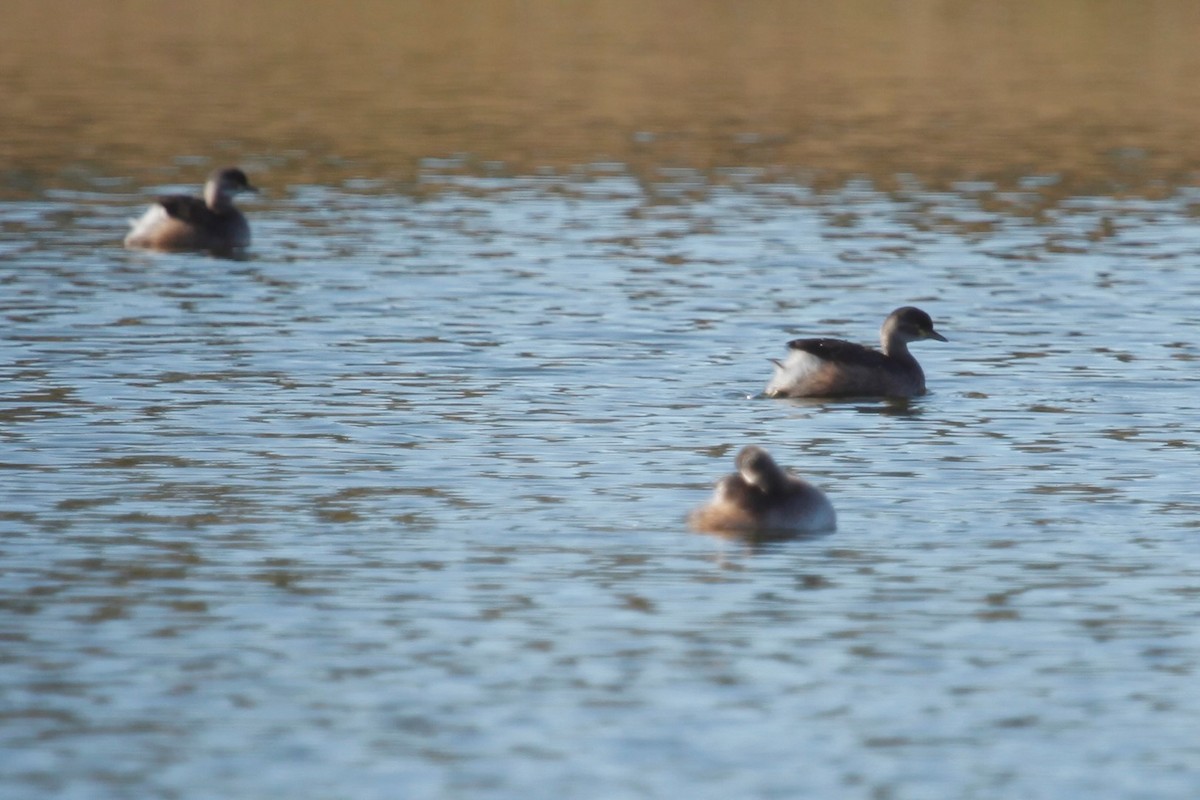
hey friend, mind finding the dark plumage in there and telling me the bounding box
[766,306,948,398]
[125,167,256,253]
[688,446,836,537]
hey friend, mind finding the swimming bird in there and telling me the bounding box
[688,445,836,536]
[765,306,947,398]
[124,167,256,253]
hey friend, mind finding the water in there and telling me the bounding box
[3,169,1199,799]
[5,1,1200,797]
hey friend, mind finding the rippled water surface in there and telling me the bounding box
[5,2,1200,798]
[4,170,1200,799]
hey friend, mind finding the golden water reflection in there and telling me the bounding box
[4,0,1200,198]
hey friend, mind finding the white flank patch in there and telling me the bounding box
[124,204,167,244]
[765,349,823,395]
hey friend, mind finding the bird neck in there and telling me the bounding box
[746,468,787,495]
[205,182,234,213]
[880,332,913,360]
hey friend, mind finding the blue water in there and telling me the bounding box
[2,169,1199,798]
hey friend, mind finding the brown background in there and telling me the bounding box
[4,0,1200,198]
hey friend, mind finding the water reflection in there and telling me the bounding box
[4,2,1200,798]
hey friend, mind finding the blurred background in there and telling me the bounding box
[4,3,1200,799]
[5,0,1200,201]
